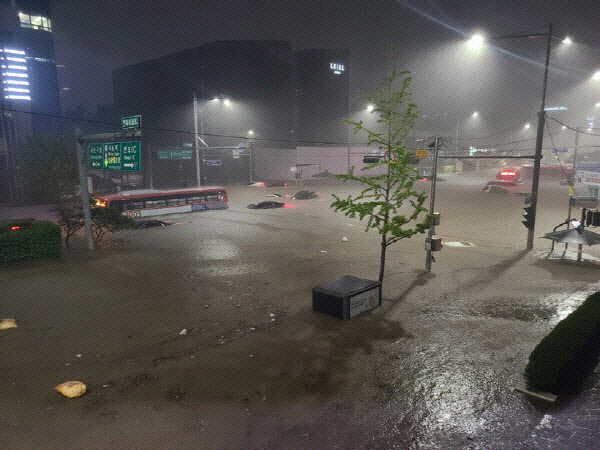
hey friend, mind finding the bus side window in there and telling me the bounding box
[167,194,187,206]
[123,200,144,210]
[187,196,204,204]
[110,200,124,212]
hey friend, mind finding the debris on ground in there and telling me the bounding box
[179,328,188,336]
[341,237,348,242]
[0,318,17,329]
[76,354,82,358]
[55,381,86,398]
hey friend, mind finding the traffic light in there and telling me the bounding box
[522,206,535,230]
[586,210,600,227]
[363,156,380,164]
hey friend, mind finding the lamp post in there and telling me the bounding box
[470,24,553,250]
[528,23,553,250]
[193,93,202,187]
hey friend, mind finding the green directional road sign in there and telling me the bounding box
[89,141,141,171]
[157,149,194,160]
[89,143,104,169]
[121,141,141,171]
[121,115,141,129]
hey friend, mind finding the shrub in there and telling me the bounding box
[0,220,61,264]
[525,291,600,394]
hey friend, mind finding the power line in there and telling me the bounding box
[441,127,532,169]
[546,115,600,137]
[453,113,538,141]
[0,106,369,147]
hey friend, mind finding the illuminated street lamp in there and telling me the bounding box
[248,129,254,136]
[562,36,573,45]
[223,98,231,106]
[467,33,485,50]
[367,104,374,113]
[525,122,531,129]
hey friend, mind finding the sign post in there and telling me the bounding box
[121,115,141,129]
[415,149,428,159]
[157,149,194,160]
[88,141,142,171]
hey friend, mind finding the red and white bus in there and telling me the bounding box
[95,187,228,219]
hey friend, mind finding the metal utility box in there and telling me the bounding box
[312,275,381,320]
[426,236,443,251]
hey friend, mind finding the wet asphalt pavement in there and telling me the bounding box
[2,172,600,449]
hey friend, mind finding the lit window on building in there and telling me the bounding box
[0,48,30,101]
[18,12,52,32]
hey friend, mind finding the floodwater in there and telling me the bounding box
[2,172,599,448]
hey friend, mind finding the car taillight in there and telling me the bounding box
[10,225,32,232]
[95,200,107,207]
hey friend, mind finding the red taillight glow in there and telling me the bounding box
[283,203,294,208]
[95,200,107,207]
[10,224,32,232]
[501,171,516,176]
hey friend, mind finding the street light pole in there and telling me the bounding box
[193,93,201,187]
[425,136,440,272]
[527,23,553,250]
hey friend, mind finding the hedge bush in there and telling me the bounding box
[0,220,62,264]
[525,291,600,394]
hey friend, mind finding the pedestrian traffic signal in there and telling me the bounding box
[363,156,380,163]
[522,206,535,230]
[586,209,600,227]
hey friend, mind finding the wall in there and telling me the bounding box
[253,145,387,181]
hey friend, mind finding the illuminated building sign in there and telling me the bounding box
[1,48,30,101]
[329,62,345,75]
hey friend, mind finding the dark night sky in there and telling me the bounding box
[50,0,600,136]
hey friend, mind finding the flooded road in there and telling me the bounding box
[2,173,599,448]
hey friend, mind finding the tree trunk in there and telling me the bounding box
[379,233,387,286]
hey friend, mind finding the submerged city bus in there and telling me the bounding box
[95,187,228,218]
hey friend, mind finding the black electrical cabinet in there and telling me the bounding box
[312,275,381,320]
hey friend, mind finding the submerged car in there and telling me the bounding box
[483,180,529,195]
[247,201,285,209]
[135,219,171,229]
[292,190,318,200]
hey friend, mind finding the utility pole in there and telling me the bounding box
[147,142,153,189]
[425,136,440,272]
[193,93,201,187]
[75,129,95,251]
[249,141,254,183]
[526,23,553,250]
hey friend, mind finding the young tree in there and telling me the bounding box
[331,70,431,287]
[91,206,135,244]
[54,202,135,248]
[54,202,84,249]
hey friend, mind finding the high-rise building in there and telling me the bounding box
[294,49,350,145]
[0,0,61,201]
[112,40,349,186]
